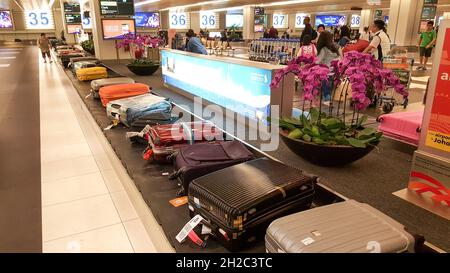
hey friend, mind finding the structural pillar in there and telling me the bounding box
[242,6,255,40]
[387,0,423,46]
[359,9,374,33]
[88,0,132,60]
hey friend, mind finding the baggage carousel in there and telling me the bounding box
[59,58,448,253]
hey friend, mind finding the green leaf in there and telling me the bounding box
[311,126,320,137]
[357,127,378,138]
[280,117,302,126]
[310,108,320,125]
[288,129,303,139]
[301,115,311,130]
[329,128,341,134]
[321,118,344,130]
[347,138,367,148]
[278,120,297,131]
[313,137,326,145]
[360,137,377,144]
[356,115,368,128]
[302,128,313,136]
[302,134,312,142]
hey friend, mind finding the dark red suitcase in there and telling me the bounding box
[143,121,224,163]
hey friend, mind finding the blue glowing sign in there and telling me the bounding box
[315,15,346,27]
[161,50,272,121]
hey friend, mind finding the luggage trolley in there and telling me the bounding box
[377,48,414,113]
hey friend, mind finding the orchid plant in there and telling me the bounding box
[116,33,162,59]
[270,51,409,148]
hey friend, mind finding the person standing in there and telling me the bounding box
[269,26,279,38]
[297,35,317,58]
[185,29,207,55]
[417,21,437,71]
[313,24,325,44]
[360,26,370,41]
[38,33,52,63]
[338,25,351,47]
[263,28,270,38]
[316,31,342,101]
[363,20,391,61]
[300,17,317,45]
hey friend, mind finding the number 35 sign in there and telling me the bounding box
[25,10,55,29]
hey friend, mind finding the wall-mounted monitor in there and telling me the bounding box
[65,13,81,24]
[254,15,265,25]
[64,2,81,13]
[315,15,347,27]
[101,19,135,40]
[100,0,134,16]
[67,24,82,34]
[254,25,264,32]
[421,6,436,20]
[226,14,243,28]
[0,10,13,29]
[254,7,264,16]
[135,12,160,28]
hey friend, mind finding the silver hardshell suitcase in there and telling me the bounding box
[106,93,171,127]
[72,61,99,75]
[69,57,99,70]
[89,77,135,99]
[265,200,416,253]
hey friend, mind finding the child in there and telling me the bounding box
[297,34,317,58]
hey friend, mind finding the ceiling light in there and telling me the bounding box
[260,0,321,7]
[161,0,230,11]
[135,0,160,7]
[208,6,245,12]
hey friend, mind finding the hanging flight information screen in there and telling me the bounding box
[100,0,134,16]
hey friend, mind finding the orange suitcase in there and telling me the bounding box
[99,83,150,107]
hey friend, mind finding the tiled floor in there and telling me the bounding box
[39,52,163,253]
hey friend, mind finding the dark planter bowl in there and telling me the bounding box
[280,130,378,166]
[126,64,159,76]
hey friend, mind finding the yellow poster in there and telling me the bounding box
[426,130,450,152]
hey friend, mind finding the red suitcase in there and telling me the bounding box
[143,121,224,163]
[378,110,423,146]
[99,83,150,107]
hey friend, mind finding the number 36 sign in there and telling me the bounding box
[25,10,55,29]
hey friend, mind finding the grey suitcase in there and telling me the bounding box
[89,77,135,99]
[69,56,99,70]
[106,93,171,127]
[72,61,100,75]
[265,200,416,253]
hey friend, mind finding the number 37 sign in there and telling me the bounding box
[25,10,55,29]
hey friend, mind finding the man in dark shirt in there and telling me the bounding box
[300,16,317,45]
[268,26,279,38]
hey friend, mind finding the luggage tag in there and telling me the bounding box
[103,119,119,131]
[169,196,188,207]
[176,214,204,244]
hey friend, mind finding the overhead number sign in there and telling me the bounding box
[273,13,288,29]
[351,14,361,28]
[200,11,219,29]
[169,11,190,29]
[295,13,309,28]
[25,10,54,29]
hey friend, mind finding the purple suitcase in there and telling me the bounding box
[169,140,255,196]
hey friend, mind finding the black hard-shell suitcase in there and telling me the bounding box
[61,53,84,68]
[188,157,316,251]
[170,140,255,196]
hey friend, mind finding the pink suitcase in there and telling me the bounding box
[377,111,423,146]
